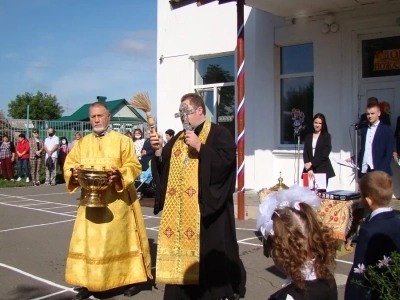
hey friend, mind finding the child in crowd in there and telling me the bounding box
[257,185,338,300]
[58,137,69,180]
[345,171,400,300]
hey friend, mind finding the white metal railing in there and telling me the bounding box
[0,119,146,143]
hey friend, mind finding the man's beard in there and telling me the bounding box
[93,127,106,134]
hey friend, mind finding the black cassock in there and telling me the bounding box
[152,122,246,300]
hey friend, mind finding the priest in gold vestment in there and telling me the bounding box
[150,93,246,300]
[63,101,152,300]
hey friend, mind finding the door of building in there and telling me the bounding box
[359,81,400,127]
[358,31,400,196]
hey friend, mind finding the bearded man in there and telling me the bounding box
[63,101,152,299]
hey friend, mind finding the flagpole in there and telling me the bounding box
[236,0,245,220]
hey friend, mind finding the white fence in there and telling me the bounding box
[0,119,146,142]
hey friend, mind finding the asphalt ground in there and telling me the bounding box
[0,185,355,300]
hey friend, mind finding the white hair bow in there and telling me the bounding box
[256,185,322,239]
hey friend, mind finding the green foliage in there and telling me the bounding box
[0,167,64,188]
[202,64,235,137]
[353,252,400,299]
[8,91,64,120]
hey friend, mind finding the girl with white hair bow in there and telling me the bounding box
[257,185,338,300]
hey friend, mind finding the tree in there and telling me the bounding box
[8,91,64,120]
[202,64,236,137]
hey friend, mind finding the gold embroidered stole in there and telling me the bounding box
[156,120,211,285]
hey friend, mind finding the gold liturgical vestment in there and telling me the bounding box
[63,130,152,292]
[156,120,211,285]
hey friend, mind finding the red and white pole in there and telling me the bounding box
[236,0,245,220]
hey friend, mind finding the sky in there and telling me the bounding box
[0,0,157,117]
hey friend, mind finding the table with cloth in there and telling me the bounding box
[257,188,365,256]
[316,198,364,255]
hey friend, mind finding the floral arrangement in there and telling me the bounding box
[379,101,391,115]
[291,108,305,135]
[353,251,400,299]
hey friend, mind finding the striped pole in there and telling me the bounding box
[236,0,245,220]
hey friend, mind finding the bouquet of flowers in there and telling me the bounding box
[379,101,391,115]
[353,251,400,299]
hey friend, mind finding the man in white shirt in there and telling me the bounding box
[44,127,59,185]
[357,103,394,178]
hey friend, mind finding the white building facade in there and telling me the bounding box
[157,0,400,194]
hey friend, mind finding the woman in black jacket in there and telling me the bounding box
[303,113,335,188]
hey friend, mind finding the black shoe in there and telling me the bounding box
[124,284,141,297]
[75,287,92,300]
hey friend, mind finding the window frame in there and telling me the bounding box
[192,53,236,138]
[278,43,315,148]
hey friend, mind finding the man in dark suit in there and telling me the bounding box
[394,116,400,156]
[357,102,394,178]
[345,171,400,300]
[357,97,391,130]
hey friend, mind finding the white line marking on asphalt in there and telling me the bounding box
[0,263,97,300]
[23,192,72,197]
[237,236,262,243]
[236,227,257,231]
[335,259,353,265]
[19,202,63,207]
[31,289,70,300]
[0,219,75,233]
[0,263,73,291]
[143,215,161,219]
[0,199,38,203]
[0,202,75,217]
[19,202,76,207]
[147,228,159,231]
[238,241,262,247]
[37,206,73,210]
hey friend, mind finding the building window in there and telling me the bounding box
[362,36,400,78]
[194,55,235,138]
[280,44,314,144]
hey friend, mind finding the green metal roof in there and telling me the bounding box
[56,99,146,123]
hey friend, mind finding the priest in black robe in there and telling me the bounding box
[150,93,246,300]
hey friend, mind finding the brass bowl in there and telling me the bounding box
[77,166,110,207]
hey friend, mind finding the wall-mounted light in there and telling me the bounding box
[159,55,164,64]
[321,14,339,33]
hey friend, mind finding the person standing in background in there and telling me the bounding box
[69,132,81,151]
[133,128,145,161]
[140,128,153,171]
[0,135,15,181]
[164,129,175,144]
[29,129,44,186]
[348,103,394,178]
[16,133,30,182]
[303,113,335,188]
[58,136,69,181]
[43,128,59,185]
[357,97,391,130]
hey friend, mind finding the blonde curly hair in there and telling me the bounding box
[263,202,337,291]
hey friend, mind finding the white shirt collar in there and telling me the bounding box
[281,259,317,287]
[369,120,380,128]
[370,207,393,220]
